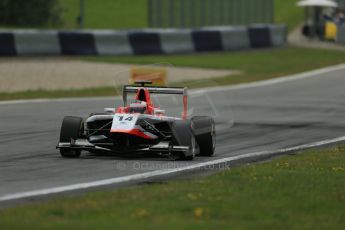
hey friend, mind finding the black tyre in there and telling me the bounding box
[171,120,198,160]
[191,116,216,156]
[59,116,84,158]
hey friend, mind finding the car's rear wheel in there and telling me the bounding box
[59,116,84,158]
[191,116,216,156]
[171,120,198,160]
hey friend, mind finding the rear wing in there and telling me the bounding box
[122,85,188,119]
[123,85,187,104]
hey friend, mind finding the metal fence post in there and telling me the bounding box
[220,0,225,25]
[201,0,206,27]
[271,0,275,23]
[78,0,85,29]
[180,0,185,28]
[168,0,174,27]
[190,0,195,28]
[148,0,153,27]
[231,0,236,25]
[156,0,162,28]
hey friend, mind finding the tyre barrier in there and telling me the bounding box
[0,24,286,56]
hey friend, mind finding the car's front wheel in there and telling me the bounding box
[59,116,84,158]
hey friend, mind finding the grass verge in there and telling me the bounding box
[2,47,345,101]
[0,87,117,101]
[59,0,147,29]
[83,46,345,88]
[59,0,302,30]
[275,0,303,31]
[1,146,345,229]
[1,0,303,30]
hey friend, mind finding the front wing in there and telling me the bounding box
[56,138,189,154]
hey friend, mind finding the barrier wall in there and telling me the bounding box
[336,26,345,44]
[0,24,286,56]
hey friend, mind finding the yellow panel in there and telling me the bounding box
[325,22,337,40]
[130,67,167,86]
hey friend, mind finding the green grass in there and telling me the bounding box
[60,0,147,29]
[1,147,345,229]
[58,0,303,30]
[0,87,117,101]
[1,0,303,30]
[2,47,345,101]
[84,47,345,85]
[275,0,304,31]
[84,47,345,74]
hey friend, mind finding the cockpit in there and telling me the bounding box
[129,100,147,114]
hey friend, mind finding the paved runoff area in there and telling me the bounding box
[0,57,236,92]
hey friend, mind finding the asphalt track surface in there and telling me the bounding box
[1,65,345,202]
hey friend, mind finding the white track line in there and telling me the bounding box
[194,63,345,94]
[1,63,345,105]
[1,135,345,202]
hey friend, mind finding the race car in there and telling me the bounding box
[56,81,216,160]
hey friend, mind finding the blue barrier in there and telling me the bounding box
[0,33,16,56]
[59,32,97,55]
[248,25,272,48]
[192,30,223,52]
[128,32,163,55]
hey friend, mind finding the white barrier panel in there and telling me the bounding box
[336,26,345,44]
[14,30,60,55]
[218,26,250,50]
[269,24,287,47]
[159,29,195,54]
[94,31,133,55]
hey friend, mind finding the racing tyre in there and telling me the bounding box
[191,116,216,156]
[171,120,198,160]
[59,116,84,158]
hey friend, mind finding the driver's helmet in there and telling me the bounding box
[129,100,147,113]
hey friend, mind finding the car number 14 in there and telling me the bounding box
[118,116,134,122]
[111,114,138,131]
